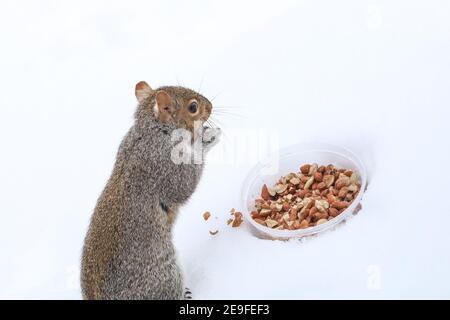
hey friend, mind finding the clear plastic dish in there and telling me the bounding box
[241,143,367,240]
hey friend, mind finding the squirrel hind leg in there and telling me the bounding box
[184,287,193,300]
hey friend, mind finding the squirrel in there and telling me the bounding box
[80,81,220,300]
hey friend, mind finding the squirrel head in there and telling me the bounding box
[135,81,212,133]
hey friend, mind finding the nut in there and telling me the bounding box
[300,175,310,183]
[350,173,359,185]
[254,218,265,225]
[305,198,315,209]
[315,199,329,212]
[314,172,323,182]
[289,208,298,220]
[275,203,283,212]
[308,163,318,175]
[290,177,300,185]
[300,164,310,174]
[299,219,309,228]
[269,187,277,197]
[329,207,339,217]
[259,208,272,216]
[304,176,315,190]
[251,211,262,219]
[316,219,328,226]
[298,189,308,198]
[331,201,350,209]
[275,184,288,194]
[231,212,243,227]
[265,219,278,228]
[261,184,271,200]
[203,211,211,221]
[313,212,328,221]
[338,187,348,199]
[348,184,358,193]
[335,177,350,190]
[339,173,348,180]
[323,175,335,188]
[316,182,326,190]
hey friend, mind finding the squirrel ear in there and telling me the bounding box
[135,81,153,102]
[155,90,175,123]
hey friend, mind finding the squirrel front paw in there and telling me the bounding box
[202,127,221,152]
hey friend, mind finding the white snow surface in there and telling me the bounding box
[1,0,449,299]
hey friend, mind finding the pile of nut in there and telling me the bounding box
[251,163,361,230]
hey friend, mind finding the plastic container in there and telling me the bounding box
[241,143,367,240]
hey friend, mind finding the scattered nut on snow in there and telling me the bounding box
[203,211,211,221]
[231,211,243,227]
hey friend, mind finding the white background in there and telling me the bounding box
[1,0,449,299]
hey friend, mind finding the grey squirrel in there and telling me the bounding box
[81,81,220,300]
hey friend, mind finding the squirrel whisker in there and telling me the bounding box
[208,116,231,144]
[212,110,248,119]
[210,91,223,102]
[197,75,205,95]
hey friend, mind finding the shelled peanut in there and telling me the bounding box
[251,164,361,230]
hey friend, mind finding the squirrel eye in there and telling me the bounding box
[188,101,198,114]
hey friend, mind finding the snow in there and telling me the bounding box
[1,0,450,299]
